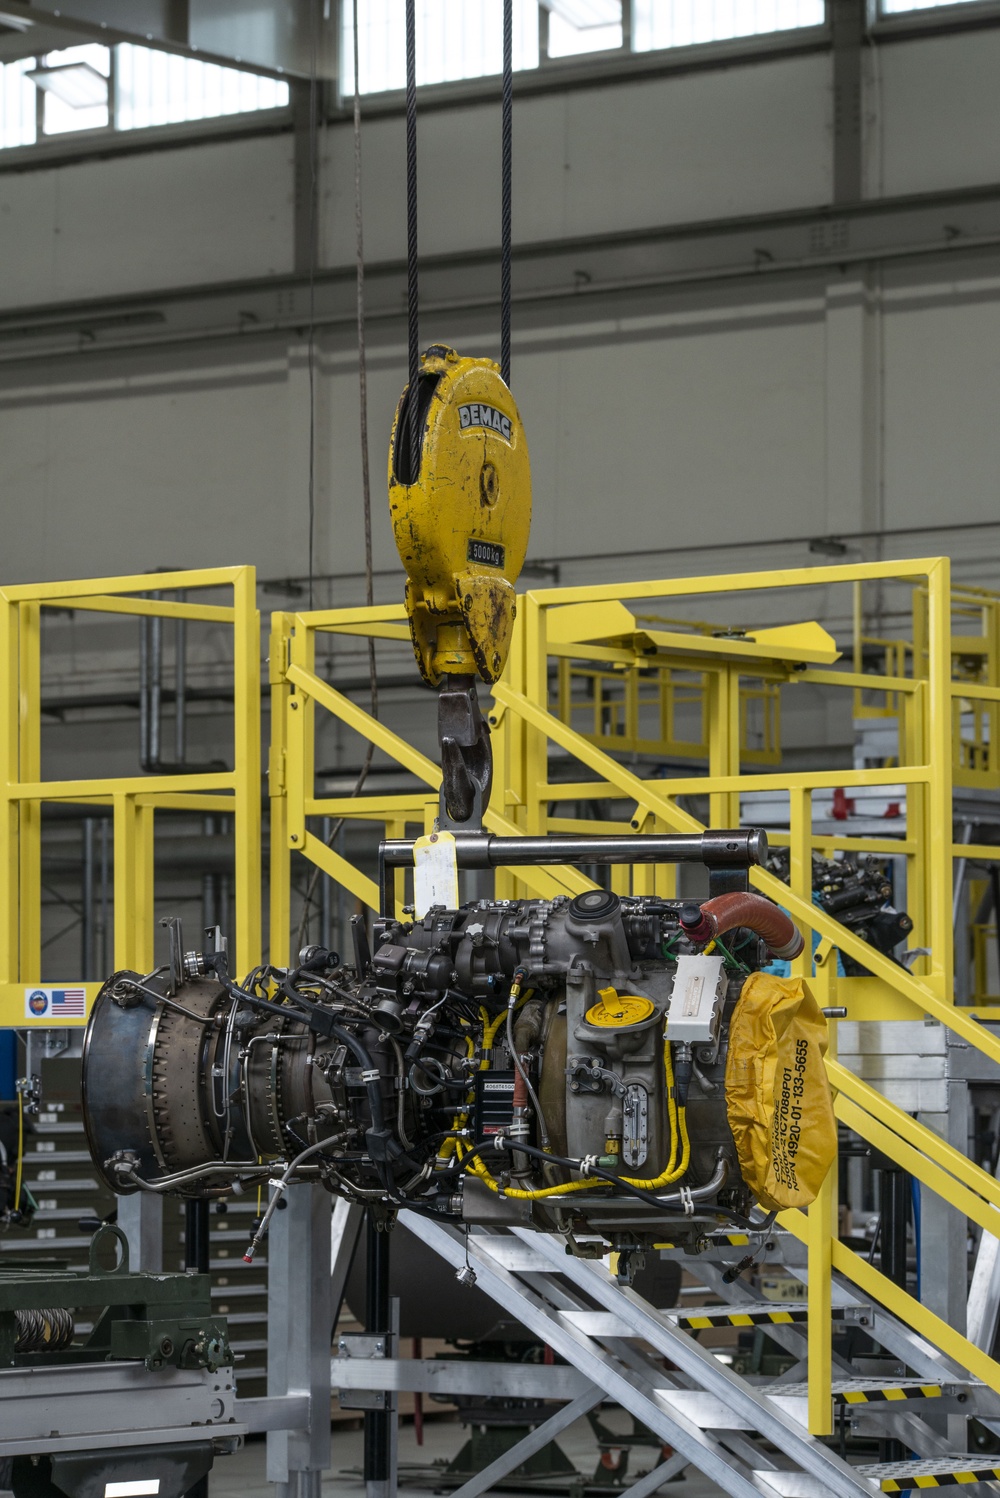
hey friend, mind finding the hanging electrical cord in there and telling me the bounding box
[295,0,380,953]
[500,0,513,388]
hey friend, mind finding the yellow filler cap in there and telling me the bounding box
[586,988,656,1028]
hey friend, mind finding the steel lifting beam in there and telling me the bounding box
[377,828,765,914]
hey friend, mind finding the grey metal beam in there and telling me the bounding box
[446,1390,603,1498]
[831,1,864,204]
[6,183,1000,367]
[266,1184,332,1498]
[331,1356,594,1399]
[0,1,338,79]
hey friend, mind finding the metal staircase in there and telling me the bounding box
[375,1211,1000,1498]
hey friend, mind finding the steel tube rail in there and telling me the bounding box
[377,828,766,913]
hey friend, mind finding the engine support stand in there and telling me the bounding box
[364,1214,397,1498]
[267,1184,332,1498]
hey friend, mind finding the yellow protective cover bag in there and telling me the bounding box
[725,972,836,1212]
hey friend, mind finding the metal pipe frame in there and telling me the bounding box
[0,565,262,1025]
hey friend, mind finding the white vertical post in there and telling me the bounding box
[267,1184,333,1498]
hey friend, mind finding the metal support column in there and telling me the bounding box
[363,1215,395,1498]
[267,1185,333,1498]
[118,1193,163,1273]
[185,1200,212,1498]
[876,1163,909,1466]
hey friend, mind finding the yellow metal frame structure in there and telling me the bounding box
[0,567,261,1026]
[855,576,1000,786]
[554,657,781,764]
[270,555,1000,1436]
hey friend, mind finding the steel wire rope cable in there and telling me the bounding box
[500,0,513,388]
[306,1,319,612]
[296,0,380,953]
[405,0,419,477]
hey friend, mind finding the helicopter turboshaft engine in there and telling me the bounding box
[82,845,819,1257]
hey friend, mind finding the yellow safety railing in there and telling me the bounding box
[267,604,594,963]
[0,567,261,1025]
[855,576,1000,785]
[271,557,1000,1435]
[554,658,781,765]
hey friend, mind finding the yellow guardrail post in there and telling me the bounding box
[233,564,262,975]
[18,602,41,984]
[269,613,292,968]
[926,557,955,997]
[0,595,19,994]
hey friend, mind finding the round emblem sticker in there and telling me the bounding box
[28,991,48,1017]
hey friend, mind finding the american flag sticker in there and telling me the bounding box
[24,988,88,1020]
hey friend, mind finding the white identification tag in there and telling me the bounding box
[413,831,460,918]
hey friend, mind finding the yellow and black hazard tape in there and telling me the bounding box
[677,1307,808,1329]
[880,1466,1000,1491]
[840,1384,942,1405]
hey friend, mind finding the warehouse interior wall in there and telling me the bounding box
[2,11,999,970]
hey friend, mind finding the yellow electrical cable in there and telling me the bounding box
[14,1087,23,1216]
[464,1153,604,1200]
[620,1034,689,1189]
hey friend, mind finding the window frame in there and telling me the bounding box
[873,0,1000,29]
[0,41,294,167]
[333,2,831,117]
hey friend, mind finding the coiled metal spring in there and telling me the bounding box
[15,1307,74,1352]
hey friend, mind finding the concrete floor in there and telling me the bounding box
[210,1416,731,1497]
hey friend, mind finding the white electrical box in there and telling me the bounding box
[665,953,727,1044]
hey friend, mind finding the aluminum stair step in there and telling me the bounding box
[764,1377,979,1406]
[671,1301,854,1330]
[855,1454,1000,1491]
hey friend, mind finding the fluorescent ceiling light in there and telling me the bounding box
[27,61,107,108]
[540,0,621,27]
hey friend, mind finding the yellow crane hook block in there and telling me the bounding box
[388,345,532,688]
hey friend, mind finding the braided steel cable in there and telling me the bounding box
[500,0,513,388]
[405,0,420,480]
[15,1307,74,1353]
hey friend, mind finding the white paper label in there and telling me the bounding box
[413,831,460,918]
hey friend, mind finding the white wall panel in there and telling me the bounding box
[881,274,1000,534]
[323,53,833,264]
[0,133,294,310]
[0,347,293,582]
[874,29,1000,198]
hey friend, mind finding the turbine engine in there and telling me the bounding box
[82,836,818,1260]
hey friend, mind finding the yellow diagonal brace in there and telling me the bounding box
[492,681,703,833]
[287,666,443,788]
[753,865,1000,1067]
[303,831,380,913]
[829,1060,1000,1214]
[781,1208,1000,1399]
[836,1094,1000,1243]
[291,667,594,902]
[491,682,1000,1071]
